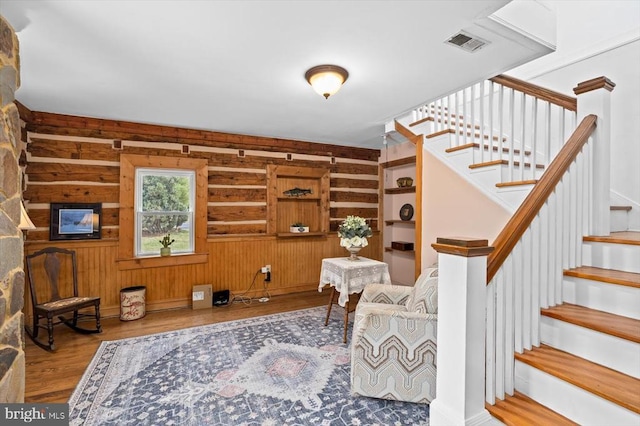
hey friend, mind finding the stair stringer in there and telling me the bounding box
[423,132,533,214]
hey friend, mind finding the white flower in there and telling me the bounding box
[337,215,372,240]
[340,236,368,248]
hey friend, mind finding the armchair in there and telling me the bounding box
[350,267,438,403]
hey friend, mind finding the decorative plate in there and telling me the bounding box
[399,203,414,221]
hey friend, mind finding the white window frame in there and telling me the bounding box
[135,168,195,257]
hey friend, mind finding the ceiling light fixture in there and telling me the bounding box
[305,64,349,99]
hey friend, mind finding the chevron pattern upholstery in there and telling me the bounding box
[350,267,438,403]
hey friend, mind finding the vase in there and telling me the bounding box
[160,247,171,257]
[346,245,362,261]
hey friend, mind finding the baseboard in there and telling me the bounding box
[98,284,321,318]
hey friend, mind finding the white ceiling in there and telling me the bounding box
[1,0,553,149]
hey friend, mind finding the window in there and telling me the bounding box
[135,168,195,256]
[118,154,208,270]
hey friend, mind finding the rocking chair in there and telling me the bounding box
[25,247,102,351]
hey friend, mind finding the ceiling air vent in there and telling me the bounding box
[445,31,489,53]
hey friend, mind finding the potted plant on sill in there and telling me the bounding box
[159,233,175,256]
[290,222,309,233]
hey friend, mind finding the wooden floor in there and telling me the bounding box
[24,290,328,403]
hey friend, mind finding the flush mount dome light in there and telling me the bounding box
[305,64,349,99]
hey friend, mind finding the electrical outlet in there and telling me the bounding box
[261,265,271,273]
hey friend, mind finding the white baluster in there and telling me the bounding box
[555,182,565,304]
[530,217,541,347]
[569,161,578,268]
[575,150,584,267]
[538,202,549,309]
[494,267,505,399]
[557,107,566,158]
[508,88,515,182]
[463,88,468,146]
[547,190,557,307]
[485,280,496,404]
[544,102,551,167]
[522,228,532,350]
[519,93,526,181]
[479,81,485,164]
[471,84,476,159]
[488,81,494,162]
[498,85,504,161]
[513,241,523,353]
[504,255,514,395]
[531,98,538,181]
[454,91,460,147]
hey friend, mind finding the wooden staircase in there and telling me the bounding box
[401,75,639,425]
[486,231,640,425]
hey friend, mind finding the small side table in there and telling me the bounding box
[318,256,391,342]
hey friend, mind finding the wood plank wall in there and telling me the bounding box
[20,109,382,318]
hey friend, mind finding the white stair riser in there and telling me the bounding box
[469,166,532,207]
[498,165,544,182]
[540,316,640,378]
[515,361,640,426]
[563,277,640,320]
[582,242,640,274]
[445,146,476,169]
[610,209,630,232]
[469,164,503,188]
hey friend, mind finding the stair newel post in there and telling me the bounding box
[430,237,495,426]
[573,77,615,236]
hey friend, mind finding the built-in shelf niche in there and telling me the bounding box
[266,164,330,237]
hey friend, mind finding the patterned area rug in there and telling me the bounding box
[69,306,429,425]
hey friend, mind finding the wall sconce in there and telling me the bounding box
[305,64,349,99]
[19,201,36,231]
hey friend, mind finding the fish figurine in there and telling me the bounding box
[283,187,312,197]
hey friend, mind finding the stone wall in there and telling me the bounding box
[0,16,25,403]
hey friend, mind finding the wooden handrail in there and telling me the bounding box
[487,115,597,282]
[491,74,577,112]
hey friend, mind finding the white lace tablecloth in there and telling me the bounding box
[318,257,391,306]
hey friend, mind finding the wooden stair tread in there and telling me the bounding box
[610,205,632,211]
[445,143,530,156]
[409,116,433,127]
[496,180,538,188]
[541,303,640,343]
[584,231,640,246]
[469,159,545,170]
[516,344,640,414]
[564,266,640,288]
[487,390,577,426]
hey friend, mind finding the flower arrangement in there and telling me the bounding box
[338,215,372,248]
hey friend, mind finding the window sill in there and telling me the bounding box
[116,252,208,270]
